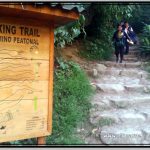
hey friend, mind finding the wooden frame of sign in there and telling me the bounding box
[0,4,79,145]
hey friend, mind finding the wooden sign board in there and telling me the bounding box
[0,17,54,143]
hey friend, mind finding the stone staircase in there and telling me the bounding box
[80,46,150,145]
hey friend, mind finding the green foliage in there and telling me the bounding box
[3,138,36,145]
[93,4,135,23]
[80,38,113,60]
[139,24,150,56]
[46,58,93,144]
[88,4,136,38]
[98,118,115,127]
[81,4,136,61]
[143,62,150,80]
[54,14,86,48]
[130,4,150,33]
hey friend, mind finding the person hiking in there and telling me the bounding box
[120,20,125,30]
[124,21,137,54]
[112,24,130,63]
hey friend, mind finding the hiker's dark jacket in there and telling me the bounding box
[112,31,129,47]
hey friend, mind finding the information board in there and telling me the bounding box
[0,18,51,143]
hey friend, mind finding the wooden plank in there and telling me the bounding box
[47,24,54,134]
[0,81,48,102]
[37,137,46,145]
[0,4,79,26]
[0,59,49,81]
[0,99,49,143]
[0,19,50,60]
[0,131,49,144]
[0,16,51,27]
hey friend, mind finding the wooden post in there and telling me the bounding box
[37,137,46,145]
[37,23,54,146]
[47,23,54,133]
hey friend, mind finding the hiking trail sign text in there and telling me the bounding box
[0,4,79,143]
[0,18,51,143]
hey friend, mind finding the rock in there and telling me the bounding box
[91,100,111,112]
[90,109,146,126]
[92,68,98,77]
[120,113,146,124]
[109,96,150,108]
[142,127,150,142]
[100,125,143,144]
[97,84,125,93]
[90,111,118,126]
[124,84,145,92]
[96,64,107,73]
[86,69,98,78]
[110,98,129,108]
[104,69,120,76]
[143,86,150,93]
[84,135,102,144]
[124,62,141,68]
[121,70,146,78]
[135,105,150,121]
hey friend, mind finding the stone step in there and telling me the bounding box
[101,61,142,68]
[91,94,150,111]
[101,69,148,78]
[95,83,150,94]
[123,57,138,62]
[134,105,150,121]
[109,95,150,109]
[97,77,148,85]
[96,83,125,94]
[90,94,112,112]
[128,51,140,56]
[124,84,150,93]
[99,123,149,144]
[124,54,139,58]
[90,109,146,126]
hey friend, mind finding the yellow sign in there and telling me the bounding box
[0,18,51,143]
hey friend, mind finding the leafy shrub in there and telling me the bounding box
[54,15,86,48]
[46,58,93,144]
[139,24,150,57]
[86,4,136,38]
[130,4,150,33]
[79,38,113,60]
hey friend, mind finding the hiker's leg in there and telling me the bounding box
[115,47,119,62]
[125,40,129,54]
[119,46,124,63]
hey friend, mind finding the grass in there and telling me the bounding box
[46,58,93,145]
[98,118,115,127]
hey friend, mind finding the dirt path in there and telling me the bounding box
[77,46,150,145]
